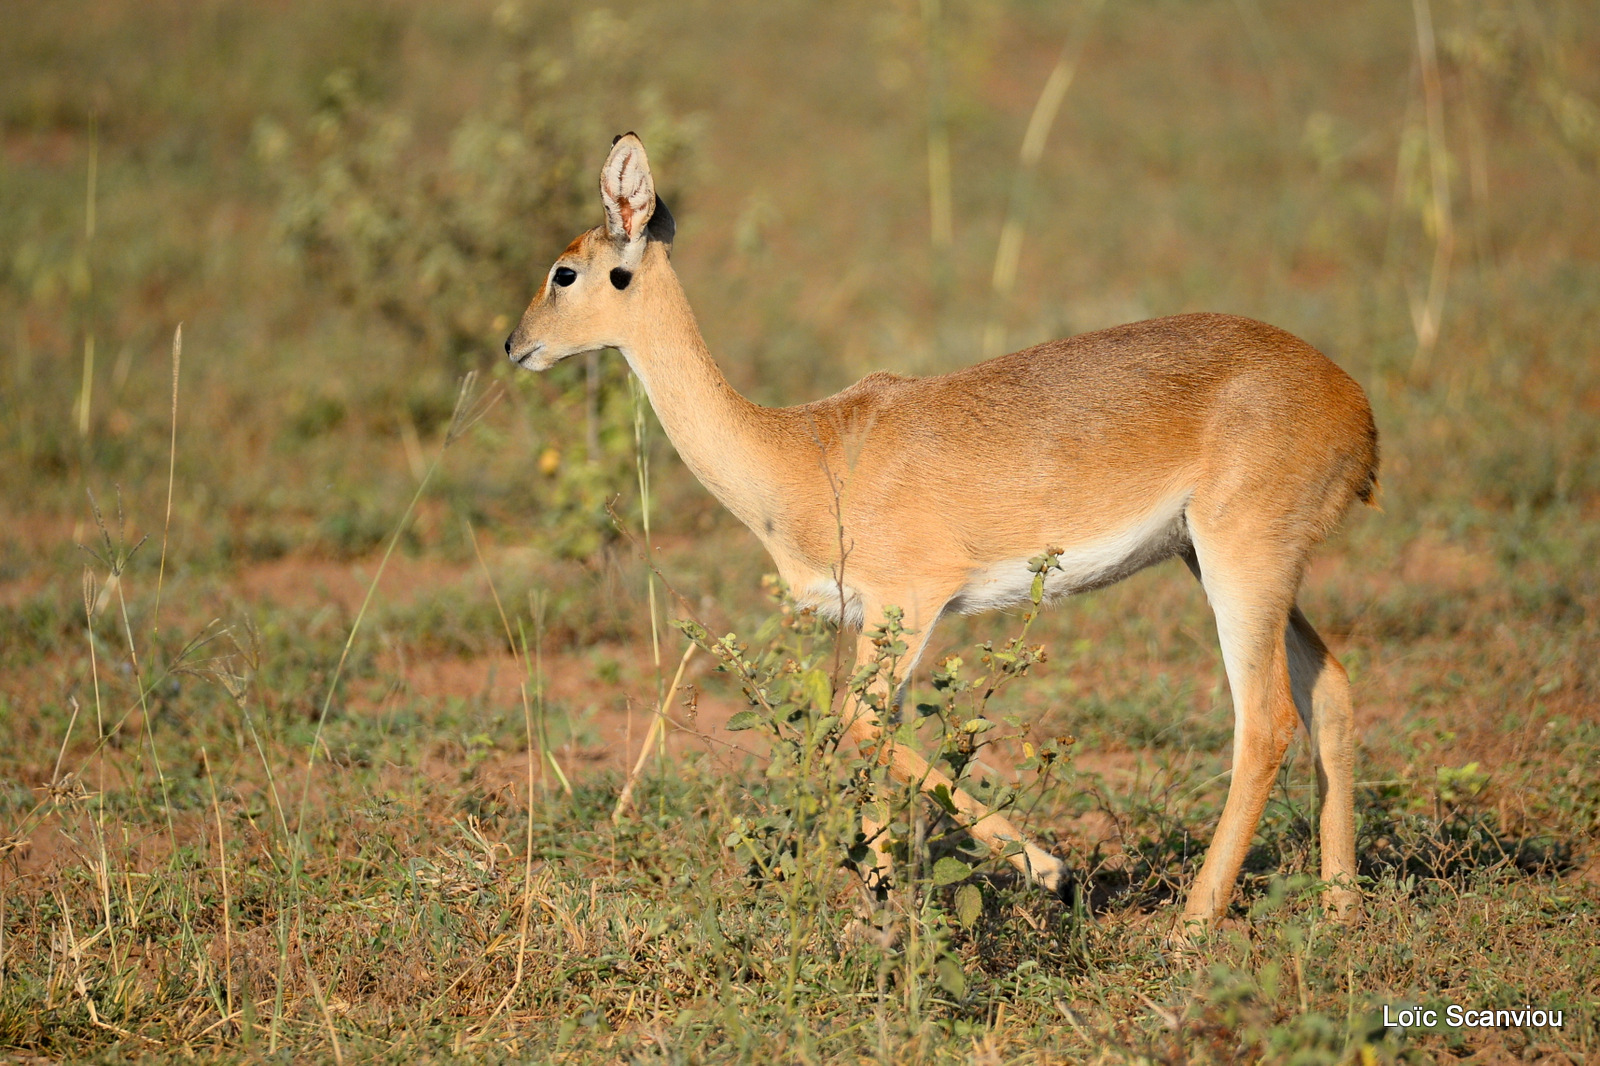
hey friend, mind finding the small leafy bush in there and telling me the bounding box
[678,552,1077,997]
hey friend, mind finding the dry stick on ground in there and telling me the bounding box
[612,641,699,823]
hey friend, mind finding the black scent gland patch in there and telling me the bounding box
[553,266,577,287]
[610,267,633,290]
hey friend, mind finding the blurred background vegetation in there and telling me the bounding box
[1,0,1597,1058]
[3,0,1595,590]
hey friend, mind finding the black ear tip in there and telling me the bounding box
[611,131,640,147]
[612,133,623,146]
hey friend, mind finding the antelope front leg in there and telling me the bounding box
[842,628,1070,898]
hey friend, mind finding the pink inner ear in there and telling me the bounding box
[605,145,651,239]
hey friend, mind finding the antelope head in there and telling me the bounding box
[504,132,675,370]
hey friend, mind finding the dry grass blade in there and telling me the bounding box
[153,322,181,635]
[201,747,235,1026]
[612,640,698,823]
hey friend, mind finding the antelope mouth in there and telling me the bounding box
[511,343,546,370]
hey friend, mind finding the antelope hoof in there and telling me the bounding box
[1030,851,1079,907]
[1325,884,1362,924]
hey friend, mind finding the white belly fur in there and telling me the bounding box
[946,493,1192,615]
[792,493,1191,625]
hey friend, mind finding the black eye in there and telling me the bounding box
[610,267,632,290]
[553,266,577,287]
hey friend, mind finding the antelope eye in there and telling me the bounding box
[553,266,577,287]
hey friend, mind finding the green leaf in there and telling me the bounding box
[928,784,959,816]
[954,883,983,929]
[932,856,972,886]
[725,710,764,731]
[672,618,710,644]
[935,956,967,998]
[801,668,834,710]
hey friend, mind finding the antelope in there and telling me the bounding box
[506,133,1377,937]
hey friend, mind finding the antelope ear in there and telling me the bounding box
[600,133,656,244]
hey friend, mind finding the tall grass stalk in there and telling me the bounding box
[280,373,496,1048]
[982,1,1103,359]
[485,665,543,1028]
[293,371,497,844]
[521,595,571,796]
[1407,0,1455,376]
[613,641,697,822]
[920,0,954,258]
[201,747,235,1026]
[153,324,181,637]
[74,122,98,440]
[463,515,571,795]
[77,564,120,972]
[630,375,666,765]
[298,940,345,1065]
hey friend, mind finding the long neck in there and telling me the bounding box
[616,259,792,536]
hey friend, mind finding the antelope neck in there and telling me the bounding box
[613,265,799,536]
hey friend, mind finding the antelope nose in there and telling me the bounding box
[504,334,514,356]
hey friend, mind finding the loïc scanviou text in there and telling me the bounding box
[1382,1004,1564,1030]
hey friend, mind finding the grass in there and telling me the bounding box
[3,0,1599,1061]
